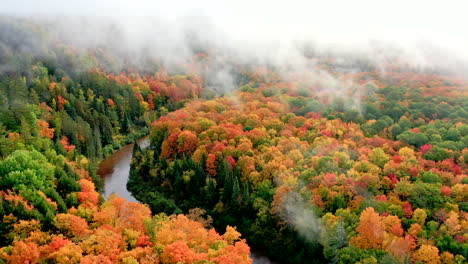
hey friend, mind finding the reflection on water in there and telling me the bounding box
[251,250,279,264]
[97,136,149,202]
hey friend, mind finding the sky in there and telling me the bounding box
[3,0,467,42]
[2,0,468,71]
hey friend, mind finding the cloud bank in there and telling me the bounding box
[1,0,467,75]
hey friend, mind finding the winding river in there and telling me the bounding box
[97,136,150,202]
[97,137,278,264]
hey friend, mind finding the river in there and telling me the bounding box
[97,136,150,202]
[97,136,278,264]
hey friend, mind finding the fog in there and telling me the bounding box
[1,1,465,147]
[2,0,468,76]
[1,0,466,254]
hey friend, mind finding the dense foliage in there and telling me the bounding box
[0,17,251,264]
[129,68,468,263]
[1,15,468,264]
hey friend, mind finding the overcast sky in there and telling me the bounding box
[2,1,466,40]
[2,0,468,67]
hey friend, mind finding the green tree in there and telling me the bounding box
[0,150,54,190]
[369,148,390,169]
[409,182,444,209]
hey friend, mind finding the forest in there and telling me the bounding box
[0,15,467,264]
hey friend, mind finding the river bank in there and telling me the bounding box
[97,136,279,264]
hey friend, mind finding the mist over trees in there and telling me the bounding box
[0,5,467,264]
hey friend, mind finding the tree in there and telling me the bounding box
[77,179,99,209]
[385,235,415,263]
[411,245,441,264]
[409,182,444,209]
[3,241,40,264]
[0,150,54,190]
[383,215,403,237]
[93,195,151,232]
[412,208,427,226]
[79,228,123,262]
[350,207,385,249]
[37,119,55,139]
[446,128,461,141]
[369,148,390,168]
[206,154,217,176]
[444,211,461,235]
[161,241,199,264]
[60,136,76,153]
[55,213,89,237]
[398,131,429,148]
[423,146,451,161]
[49,242,83,264]
[176,130,199,155]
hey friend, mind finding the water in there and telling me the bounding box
[97,136,150,202]
[97,136,277,264]
[251,250,280,264]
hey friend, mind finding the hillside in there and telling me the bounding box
[0,15,467,264]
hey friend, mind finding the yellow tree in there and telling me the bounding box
[411,245,441,264]
[413,208,428,226]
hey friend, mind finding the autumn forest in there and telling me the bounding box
[0,13,467,264]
